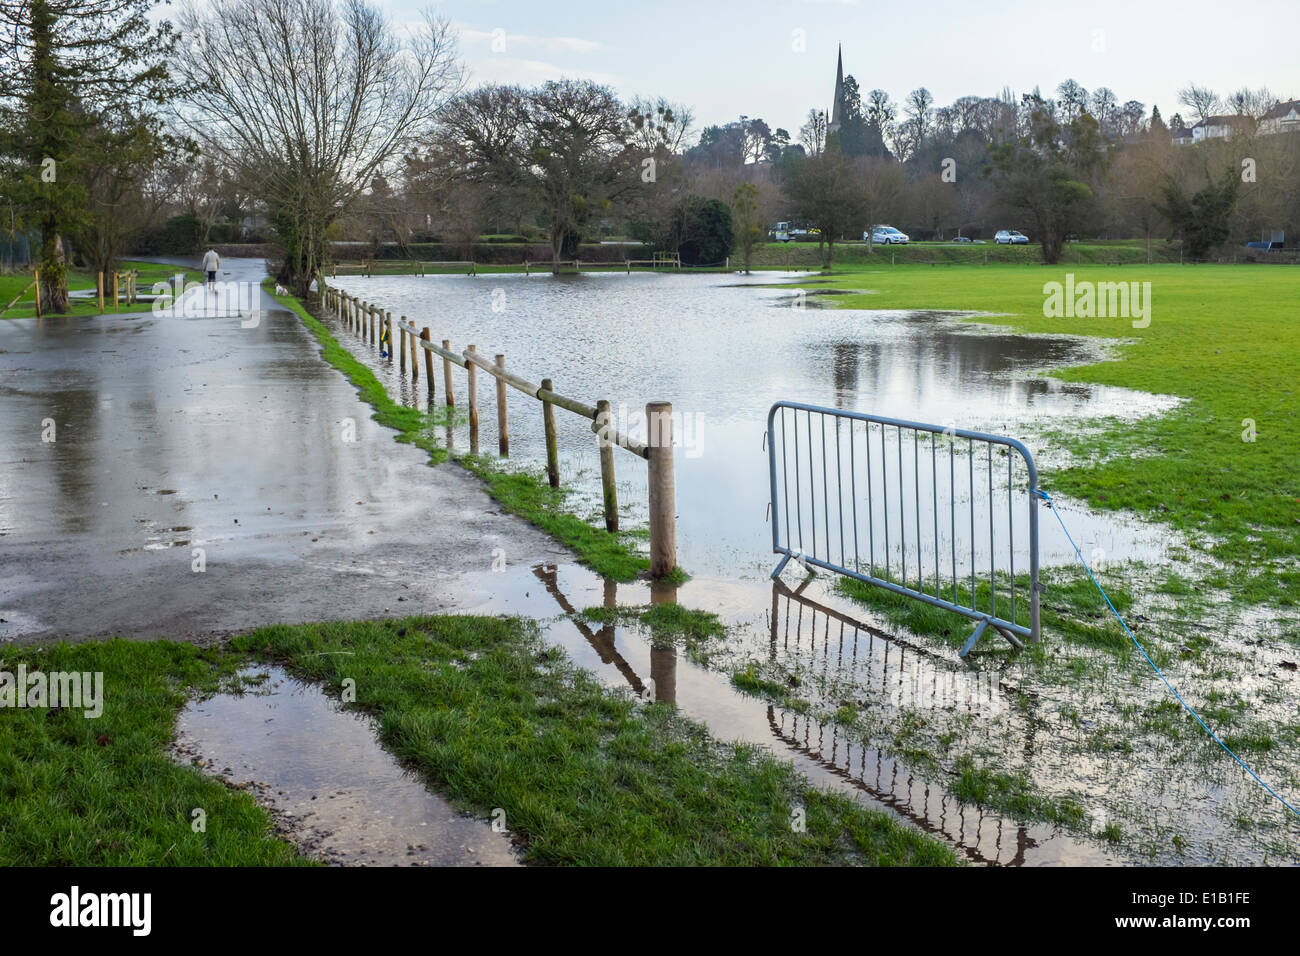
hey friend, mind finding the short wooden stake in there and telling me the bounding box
[34,269,41,318]
[112,272,119,310]
[442,340,454,406]
[495,354,509,456]
[646,400,677,578]
[542,377,559,488]
[597,398,617,532]
[96,272,104,312]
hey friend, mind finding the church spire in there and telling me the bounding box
[829,45,845,134]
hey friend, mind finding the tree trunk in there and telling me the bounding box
[40,230,70,313]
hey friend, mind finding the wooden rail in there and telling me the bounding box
[318,276,673,574]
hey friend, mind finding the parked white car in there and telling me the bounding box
[994,230,1029,244]
[866,225,909,244]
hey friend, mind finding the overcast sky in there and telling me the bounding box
[381,0,1298,137]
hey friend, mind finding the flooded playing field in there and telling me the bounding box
[331,270,1183,579]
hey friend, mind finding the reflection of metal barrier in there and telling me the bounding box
[768,578,1043,866]
[767,708,1036,866]
[766,401,1042,655]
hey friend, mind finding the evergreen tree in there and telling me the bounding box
[0,0,179,311]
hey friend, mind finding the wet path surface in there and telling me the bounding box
[0,259,568,643]
[174,665,518,866]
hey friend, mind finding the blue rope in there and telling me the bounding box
[1034,488,1300,818]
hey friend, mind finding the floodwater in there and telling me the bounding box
[331,271,1183,580]
[5,260,1283,867]
[174,665,518,866]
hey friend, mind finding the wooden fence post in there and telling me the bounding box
[596,399,617,532]
[408,319,418,380]
[421,328,434,395]
[466,344,479,452]
[33,270,41,319]
[385,313,393,360]
[96,272,104,312]
[495,354,509,456]
[466,343,479,426]
[112,272,119,311]
[442,340,454,406]
[541,378,559,488]
[646,401,676,578]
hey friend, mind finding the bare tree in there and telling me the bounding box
[627,96,693,154]
[1178,83,1221,126]
[1056,79,1089,121]
[799,109,827,157]
[175,0,461,293]
[1226,87,1275,130]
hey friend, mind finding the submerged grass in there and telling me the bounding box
[579,603,726,657]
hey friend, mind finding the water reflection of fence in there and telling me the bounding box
[525,565,1045,865]
[531,564,680,704]
[768,708,1036,866]
[767,400,1041,655]
[316,276,678,577]
[768,578,1042,866]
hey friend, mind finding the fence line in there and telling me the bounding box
[317,275,677,577]
[328,256,698,278]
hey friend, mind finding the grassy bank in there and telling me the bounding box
[0,620,959,866]
[266,280,658,583]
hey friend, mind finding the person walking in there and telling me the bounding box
[202,248,220,292]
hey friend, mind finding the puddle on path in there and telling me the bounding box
[173,665,519,867]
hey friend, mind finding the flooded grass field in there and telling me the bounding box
[319,269,1300,866]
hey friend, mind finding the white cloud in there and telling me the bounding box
[465,55,620,87]
[459,26,602,55]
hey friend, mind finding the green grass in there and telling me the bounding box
[233,615,958,865]
[820,263,1300,610]
[0,641,309,866]
[460,456,650,582]
[2,261,204,319]
[268,280,666,583]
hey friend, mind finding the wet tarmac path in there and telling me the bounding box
[0,258,569,643]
